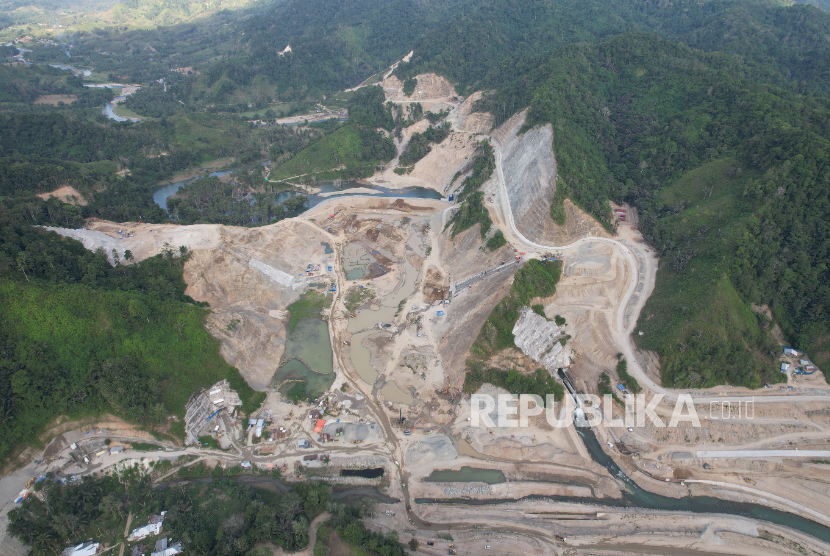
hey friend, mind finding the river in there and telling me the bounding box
[16,53,132,121]
[417,418,830,545]
[153,177,443,214]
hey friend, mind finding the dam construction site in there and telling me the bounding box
[3,70,830,556]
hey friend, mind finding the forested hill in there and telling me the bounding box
[0,204,263,467]
[473,33,829,388]
[396,0,830,98]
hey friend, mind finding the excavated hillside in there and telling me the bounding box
[490,111,609,244]
[433,220,515,379]
[53,219,336,391]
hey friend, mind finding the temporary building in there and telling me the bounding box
[314,419,326,433]
[62,542,100,556]
[128,522,162,541]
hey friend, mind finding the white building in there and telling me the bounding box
[128,512,165,541]
[62,542,100,556]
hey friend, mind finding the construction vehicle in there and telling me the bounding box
[25,478,35,489]
[440,377,450,394]
[744,477,757,486]
[404,419,422,436]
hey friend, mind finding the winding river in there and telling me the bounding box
[417,410,830,545]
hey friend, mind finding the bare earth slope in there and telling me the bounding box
[489,110,609,244]
[51,219,335,391]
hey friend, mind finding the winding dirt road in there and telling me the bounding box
[488,144,830,405]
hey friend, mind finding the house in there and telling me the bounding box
[780,362,790,373]
[314,419,326,433]
[297,439,310,449]
[128,513,165,541]
[783,347,799,356]
[309,409,321,420]
[110,446,124,455]
[800,359,811,366]
[62,542,100,556]
[152,538,182,556]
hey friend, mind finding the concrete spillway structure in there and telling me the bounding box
[512,307,569,370]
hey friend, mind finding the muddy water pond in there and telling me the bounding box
[344,243,376,280]
[283,318,333,374]
[350,330,380,384]
[272,318,334,396]
[379,380,414,404]
[347,260,418,333]
[425,467,506,484]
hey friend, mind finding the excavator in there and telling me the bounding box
[440,377,450,394]
[404,418,422,436]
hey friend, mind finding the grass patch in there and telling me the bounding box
[129,442,164,451]
[470,259,562,358]
[464,364,564,402]
[177,461,212,478]
[269,124,394,181]
[486,229,507,250]
[615,359,641,394]
[197,435,221,450]
[286,291,328,332]
[448,191,491,238]
[597,372,623,405]
[345,286,375,312]
[402,77,417,96]
[457,141,495,200]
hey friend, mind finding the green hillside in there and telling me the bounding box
[0,219,263,467]
[467,33,830,386]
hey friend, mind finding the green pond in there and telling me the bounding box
[272,318,334,396]
[283,318,333,373]
[425,467,506,485]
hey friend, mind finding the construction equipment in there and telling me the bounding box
[440,377,450,394]
[404,419,422,436]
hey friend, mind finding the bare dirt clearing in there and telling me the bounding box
[33,94,78,105]
[36,185,87,205]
